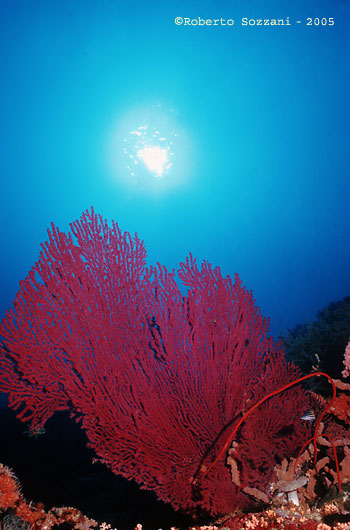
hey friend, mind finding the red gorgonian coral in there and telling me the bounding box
[0,208,311,515]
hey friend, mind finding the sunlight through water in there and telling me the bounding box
[107,102,192,193]
[137,145,169,177]
[123,124,174,179]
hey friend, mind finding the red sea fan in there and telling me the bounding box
[0,208,310,515]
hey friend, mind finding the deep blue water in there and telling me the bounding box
[0,0,349,528]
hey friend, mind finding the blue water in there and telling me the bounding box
[1,0,349,336]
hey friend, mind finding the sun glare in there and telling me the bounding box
[123,124,174,180]
[137,145,169,177]
[107,102,191,193]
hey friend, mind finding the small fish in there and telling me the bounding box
[301,410,316,422]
